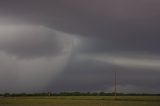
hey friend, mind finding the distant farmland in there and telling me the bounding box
[0,96,160,106]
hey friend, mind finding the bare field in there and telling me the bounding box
[0,96,160,106]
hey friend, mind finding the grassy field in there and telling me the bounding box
[0,96,160,106]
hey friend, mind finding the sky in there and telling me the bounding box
[0,0,160,93]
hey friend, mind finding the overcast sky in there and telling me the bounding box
[0,0,160,93]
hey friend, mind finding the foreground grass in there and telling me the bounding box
[0,96,160,106]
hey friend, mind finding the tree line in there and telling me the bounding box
[1,92,160,97]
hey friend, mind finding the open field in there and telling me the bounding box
[0,96,160,106]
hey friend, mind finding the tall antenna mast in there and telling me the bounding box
[114,71,117,100]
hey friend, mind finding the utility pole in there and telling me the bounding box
[114,71,117,100]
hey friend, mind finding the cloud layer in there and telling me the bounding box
[0,0,160,93]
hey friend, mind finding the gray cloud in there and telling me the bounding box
[0,25,73,59]
[0,24,74,93]
[78,53,160,70]
[1,0,159,36]
[0,0,160,93]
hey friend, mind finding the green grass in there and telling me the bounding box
[0,96,160,106]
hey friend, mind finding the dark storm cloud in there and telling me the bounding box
[0,0,159,54]
[1,0,159,36]
[0,0,160,93]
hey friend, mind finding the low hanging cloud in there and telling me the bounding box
[78,53,160,70]
[0,25,73,59]
[0,25,75,93]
